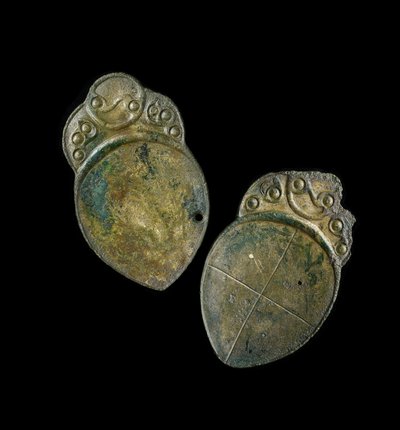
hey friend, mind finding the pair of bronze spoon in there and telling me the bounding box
[63,73,355,368]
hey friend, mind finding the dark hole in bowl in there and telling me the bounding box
[194,212,204,222]
[298,281,302,286]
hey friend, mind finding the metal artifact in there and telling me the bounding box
[63,73,209,290]
[201,171,355,367]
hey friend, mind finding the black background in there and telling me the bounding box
[31,21,383,416]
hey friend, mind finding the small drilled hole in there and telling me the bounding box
[194,213,204,222]
[298,281,302,286]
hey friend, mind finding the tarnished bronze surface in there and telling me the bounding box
[63,73,209,290]
[201,171,355,367]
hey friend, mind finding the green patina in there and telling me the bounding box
[85,131,105,157]
[226,222,293,257]
[307,272,318,288]
[169,178,181,190]
[301,242,325,287]
[80,160,114,231]
[183,186,206,219]
[226,223,259,255]
[149,132,160,142]
[137,143,156,179]
[183,194,198,218]
[304,242,324,271]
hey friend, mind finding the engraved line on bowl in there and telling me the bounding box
[225,229,297,363]
[210,264,312,326]
[260,295,312,327]
[208,265,260,296]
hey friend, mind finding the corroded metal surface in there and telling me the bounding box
[201,171,355,367]
[63,73,209,290]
